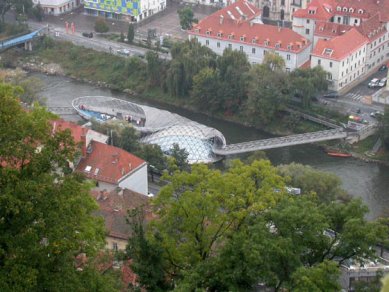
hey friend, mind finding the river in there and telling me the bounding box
[34,73,389,220]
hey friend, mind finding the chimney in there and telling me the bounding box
[220,15,224,24]
[250,21,253,27]
[81,134,87,157]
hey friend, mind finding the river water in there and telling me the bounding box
[34,73,389,220]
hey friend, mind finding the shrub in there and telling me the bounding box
[94,18,109,33]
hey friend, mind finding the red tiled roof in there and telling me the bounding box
[91,188,155,239]
[293,0,334,21]
[51,120,88,145]
[190,0,310,53]
[76,141,146,184]
[300,59,311,69]
[314,21,352,37]
[312,27,368,60]
[356,13,387,41]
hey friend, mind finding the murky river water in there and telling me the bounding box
[35,73,389,220]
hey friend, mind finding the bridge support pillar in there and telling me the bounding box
[24,41,32,51]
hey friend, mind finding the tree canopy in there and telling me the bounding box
[0,83,119,291]
[177,7,197,30]
[127,159,388,291]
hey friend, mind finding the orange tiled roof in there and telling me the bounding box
[314,21,353,37]
[293,0,334,21]
[51,120,88,144]
[190,0,310,53]
[356,13,387,41]
[312,27,368,60]
[76,141,146,184]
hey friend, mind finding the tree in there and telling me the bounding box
[32,3,44,22]
[263,52,286,71]
[277,163,348,203]
[244,64,288,125]
[13,0,33,15]
[136,144,166,174]
[127,23,135,43]
[381,105,389,149]
[0,0,12,24]
[289,67,328,108]
[191,67,220,112]
[177,7,197,30]
[217,49,250,114]
[168,143,189,172]
[0,83,117,291]
[94,18,109,33]
[146,51,164,87]
[119,126,140,153]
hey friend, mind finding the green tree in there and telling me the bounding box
[0,0,12,24]
[290,67,328,108]
[191,67,220,112]
[245,63,288,125]
[291,261,341,292]
[13,0,33,15]
[136,144,166,173]
[263,52,286,71]
[0,83,117,291]
[177,7,197,30]
[382,105,389,149]
[146,51,164,87]
[127,23,135,43]
[217,49,250,114]
[119,126,140,153]
[277,163,348,203]
[94,18,109,33]
[168,143,189,172]
[32,3,44,22]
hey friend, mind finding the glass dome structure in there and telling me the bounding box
[72,96,226,164]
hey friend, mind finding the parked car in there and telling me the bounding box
[323,91,339,98]
[378,77,387,87]
[82,32,93,38]
[370,111,383,117]
[116,48,130,56]
[379,64,388,71]
[368,78,380,88]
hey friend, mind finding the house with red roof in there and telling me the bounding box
[76,141,148,195]
[292,0,389,91]
[311,28,368,90]
[91,188,155,251]
[189,0,312,71]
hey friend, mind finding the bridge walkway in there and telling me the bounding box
[0,28,45,51]
[213,129,348,155]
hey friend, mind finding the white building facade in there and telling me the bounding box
[32,0,81,15]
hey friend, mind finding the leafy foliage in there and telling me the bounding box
[0,83,118,291]
[127,23,135,43]
[177,7,197,30]
[94,18,109,33]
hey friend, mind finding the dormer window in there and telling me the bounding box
[217,32,222,37]
[337,6,341,11]
[252,38,257,44]
[240,35,246,41]
[228,34,234,39]
[358,9,363,14]
[343,7,347,12]
[349,8,354,13]
[320,26,324,31]
[287,44,292,50]
[206,30,211,35]
[264,40,269,46]
[275,43,281,49]
[195,28,200,33]
[323,48,333,56]
[308,9,316,14]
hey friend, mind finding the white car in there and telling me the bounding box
[368,78,380,88]
[116,49,130,56]
[378,78,387,87]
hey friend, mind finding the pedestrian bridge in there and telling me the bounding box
[0,28,45,51]
[213,129,348,155]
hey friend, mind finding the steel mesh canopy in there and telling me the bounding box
[72,96,226,164]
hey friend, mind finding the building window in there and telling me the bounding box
[217,42,220,48]
[337,17,341,23]
[113,242,118,251]
[275,44,280,49]
[240,46,243,52]
[307,19,310,24]
[206,40,209,46]
[228,43,232,49]
[252,47,256,54]
[286,68,290,72]
[287,54,291,60]
[327,73,332,80]
[318,59,321,65]
[305,28,310,34]
[330,61,333,68]
[206,31,210,35]
[264,50,267,55]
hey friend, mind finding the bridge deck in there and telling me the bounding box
[213,129,347,155]
[0,29,43,50]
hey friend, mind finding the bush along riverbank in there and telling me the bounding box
[4,37,342,137]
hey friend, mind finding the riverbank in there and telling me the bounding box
[2,40,387,163]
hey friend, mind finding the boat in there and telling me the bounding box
[326,152,352,158]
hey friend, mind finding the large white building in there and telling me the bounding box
[32,0,81,15]
[292,0,389,91]
[188,0,311,71]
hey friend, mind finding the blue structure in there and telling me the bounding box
[0,28,45,51]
